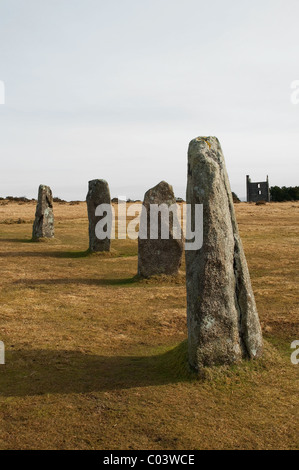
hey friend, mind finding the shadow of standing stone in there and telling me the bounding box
[186,137,263,370]
[86,179,111,253]
[32,185,54,240]
[138,181,184,278]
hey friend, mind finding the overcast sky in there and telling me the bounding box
[0,0,298,200]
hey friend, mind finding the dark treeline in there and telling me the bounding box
[270,186,299,202]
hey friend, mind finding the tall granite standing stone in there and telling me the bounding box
[32,185,54,240]
[186,137,263,369]
[86,179,111,252]
[138,181,184,278]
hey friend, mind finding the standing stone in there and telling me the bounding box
[186,137,263,369]
[86,179,111,252]
[32,185,54,240]
[138,181,184,278]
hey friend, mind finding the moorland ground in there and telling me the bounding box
[0,200,298,450]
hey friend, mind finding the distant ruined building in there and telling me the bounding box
[246,175,270,202]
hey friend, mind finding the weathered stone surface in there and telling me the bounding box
[86,179,111,252]
[186,137,263,369]
[32,185,54,239]
[138,181,184,278]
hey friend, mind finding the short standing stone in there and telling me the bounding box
[32,185,54,239]
[138,181,184,277]
[86,179,111,252]
[186,137,263,369]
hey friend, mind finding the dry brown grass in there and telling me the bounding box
[0,200,298,450]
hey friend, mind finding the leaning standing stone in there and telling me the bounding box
[186,137,263,369]
[32,185,54,240]
[138,181,184,278]
[86,179,111,252]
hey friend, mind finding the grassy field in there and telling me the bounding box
[0,200,298,450]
